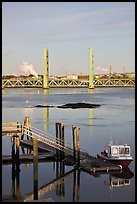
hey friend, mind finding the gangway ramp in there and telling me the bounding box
[22,124,122,172]
[2,121,122,173]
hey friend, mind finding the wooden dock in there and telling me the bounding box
[2,152,56,165]
[20,139,55,152]
[80,154,122,172]
[2,119,122,172]
[64,154,121,172]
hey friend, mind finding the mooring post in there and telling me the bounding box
[11,136,16,162]
[72,126,80,167]
[11,135,21,200]
[21,123,24,137]
[56,123,59,159]
[76,127,80,168]
[16,136,20,168]
[26,117,30,140]
[33,137,38,200]
[72,126,77,166]
[11,159,16,198]
[23,116,30,140]
[59,123,62,159]
[61,123,65,158]
[60,123,65,159]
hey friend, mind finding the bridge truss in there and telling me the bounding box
[2,77,135,88]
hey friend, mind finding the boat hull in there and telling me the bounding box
[97,154,133,169]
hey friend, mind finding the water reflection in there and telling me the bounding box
[43,107,49,133]
[91,167,134,189]
[3,148,134,202]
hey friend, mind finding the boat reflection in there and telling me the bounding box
[90,167,134,188]
[104,168,134,188]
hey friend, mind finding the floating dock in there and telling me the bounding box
[2,119,122,172]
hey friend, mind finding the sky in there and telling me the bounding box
[2,2,135,76]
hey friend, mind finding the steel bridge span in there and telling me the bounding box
[2,77,135,88]
[2,48,135,89]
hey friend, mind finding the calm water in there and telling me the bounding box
[2,87,135,202]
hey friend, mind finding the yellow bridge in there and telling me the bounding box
[2,76,135,88]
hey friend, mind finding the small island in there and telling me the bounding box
[35,103,101,109]
[57,103,101,109]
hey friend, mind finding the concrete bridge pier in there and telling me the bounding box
[43,48,49,89]
[89,47,94,89]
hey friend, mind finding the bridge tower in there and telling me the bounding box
[89,47,94,89]
[43,48,49,89]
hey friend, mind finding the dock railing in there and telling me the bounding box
[2,122,23,136]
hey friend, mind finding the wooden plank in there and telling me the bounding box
[80,155,121,172]
[2,130,22,136]
[20,139,55,152]
[2,153,56,165]
[2,122,19,125]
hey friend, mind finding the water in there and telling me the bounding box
[2,87,135,202]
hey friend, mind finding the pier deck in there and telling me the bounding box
[2,120,122,172]
[2,152,56,165]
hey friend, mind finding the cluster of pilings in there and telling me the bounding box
[9,117,81,201]
[55,122,81,167]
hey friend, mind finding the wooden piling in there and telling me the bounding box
[33,137,38,200]
[72,125,80,167]
[16,136,20,170]
[61,123,65,159]
[56,123,59,159]
[59,123,62,159]
[72,126,76,165]
[11,135,21,200]
[11,136,15,162]
[76,127,80,168]
[56,122,65,160]
[22,116,30,140]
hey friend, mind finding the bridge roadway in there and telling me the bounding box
[2,77,135,88]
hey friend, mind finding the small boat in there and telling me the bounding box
[97,142,133,169]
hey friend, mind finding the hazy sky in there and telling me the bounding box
[2,2,135,76]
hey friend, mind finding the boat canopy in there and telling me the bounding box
[109,145,131,157]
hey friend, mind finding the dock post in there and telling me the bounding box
[16,136,20,168]
[15,140,21,201]
[56,123,59,159]
[59,123,64,159]
[11,135,21,200]
[23,117,30,140]
[76,127,80,168]
[11,136,15,162]
[59,123,62,159]
[33,137,38,200]
[72,126,80,167]
[61,123,65,159]
[21,123,24,138]
[72,126,77,166]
